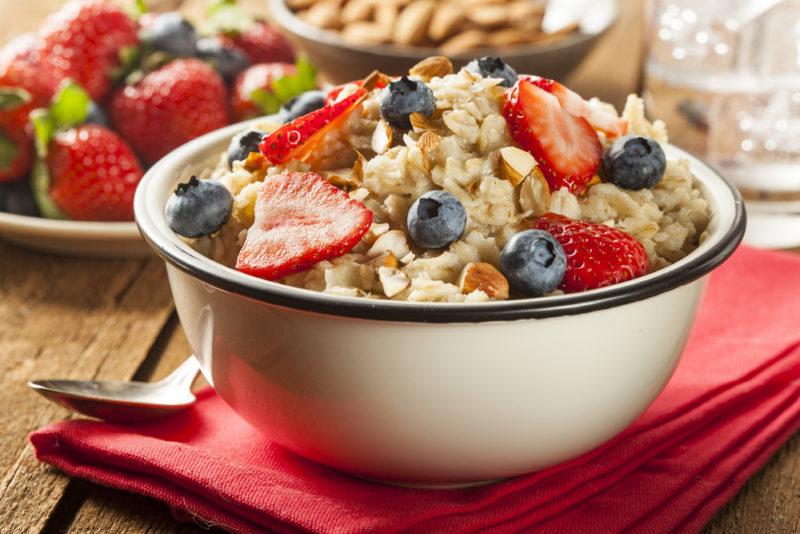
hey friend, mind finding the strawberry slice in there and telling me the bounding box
[236,172,373,281]
[520,75,628,138]
[259,88,365,165]
[324,75,389,106]
[503,79,602,194]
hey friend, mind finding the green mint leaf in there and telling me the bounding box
[30,108,55,159]
[50,80,90,129]
[0,87,31,112]
[250,88,281,115]
[133,0,148,16]
[266,56,318,112]
[0,131,18,168]
[31,159,66,220]
[205,2,253,35]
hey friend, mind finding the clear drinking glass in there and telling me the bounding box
[643,0,800,248]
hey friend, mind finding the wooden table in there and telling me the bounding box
[1,1,798,532]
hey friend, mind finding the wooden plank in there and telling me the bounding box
[0,243,175,533]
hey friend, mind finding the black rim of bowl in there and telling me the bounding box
[136,142,747,324]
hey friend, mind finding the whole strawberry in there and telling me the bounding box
[229,21,294,65]
[38,0,138,100]
[0,124,33,183]
[534,213,651,292]
[109,59,229,165]
[231,63,296,121]
[30,81,144,220]
[47,125,143,220]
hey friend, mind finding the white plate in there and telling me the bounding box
[0,212,150,257]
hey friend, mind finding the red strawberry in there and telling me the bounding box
[38,0,138,100]
[503,79,602,194]
[0,33,42,68]
[259,88,365,164]
[534,213,650,293]
[231,63,296,121]
[520,75,628,139]
[236,171,373,280]
[109,59,229,165]
[0,58,57,120]
[0,124,33,183]
[46,125,143,221]
[325,76,389,106]
[227,22,295,65]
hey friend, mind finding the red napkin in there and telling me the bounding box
[31,246,800,534]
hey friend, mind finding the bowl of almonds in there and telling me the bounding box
[268,0,617,84]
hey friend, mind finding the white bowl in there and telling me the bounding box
[135,121,745,486]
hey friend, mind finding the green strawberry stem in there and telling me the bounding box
[0,87,31,112]
[0,131,18,168]
[206,0,253,35]
[251,56,317,115]
[31,159,65,220]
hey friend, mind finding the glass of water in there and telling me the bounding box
[643,0,800,248]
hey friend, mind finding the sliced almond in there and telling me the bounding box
[367,229,411,259]
[362,69,391,91]
[440,30,488,56]
[498,146,536,187]
[394,0,436,46]
[457,262,509,300]
[351,150,367,183]
[409,111,435,132]
[341,0,375,25]
[416,130,441,152]
[370,250,399,268]
[428,3,464,42]
[341,22,389,45]
[519,168,551,216]
[371,120,393,154]
[409,56,454,81]
[378,266,410,298]
[586,174,602,188]
[243,151,267,173]
[327,170,361,191]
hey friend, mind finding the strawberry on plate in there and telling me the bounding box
[504,78,602,194]
[30,81,143,220]
[231,57,317,121]
[38,0,138,100]
[109,58,229,165]
[259,88,365,165]
[236,171,373,280]
[520,75,628,138]
[534,213,650,293]
[207,0,295,64]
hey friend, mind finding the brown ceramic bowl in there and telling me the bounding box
[267,0,617,84]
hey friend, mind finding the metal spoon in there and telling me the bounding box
[28,356,201,423]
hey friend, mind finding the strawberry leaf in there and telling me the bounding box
[205,0,253,35]
[250,88,282,114]
[253,56,317,115]
[131,0,148,17]
[50,81,90,130]
[0,87,31,112]
[0,131,18,168]
[30,108,55,159]
[31,159,66,220]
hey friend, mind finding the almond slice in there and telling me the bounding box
[327,170,361,191]
[351,150,367,183]
[457,262,509,300]
[498,146,536,187]
[378,266,410,298]
[523,168,551,216]
[371,119,393,154]
[409,112,435,132]
[362,69,392,91]
[409,56,454,80]
[416,130,441,152]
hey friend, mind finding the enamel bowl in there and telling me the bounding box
[135,121,745,486]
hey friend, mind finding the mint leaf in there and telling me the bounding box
[50,81,90,130]
[31,159,66,220]
[30,108,55,159]
[133,0,148,16]
[0,87,31,112]
[250,88,281,115]
[260,56,318,114]
[0,131,18,168]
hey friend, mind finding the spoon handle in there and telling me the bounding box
[163,355,201,390]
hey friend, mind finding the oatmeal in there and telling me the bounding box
[171,57,710,302]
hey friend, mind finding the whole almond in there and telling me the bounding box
[287,0,319,8]
[458,262,510,300]
[428,3,464,42]
[439,29,488,55]
[394,0,436,46]
[489,28,530,46]
[341,22,389,45]
[409,56,454,80]
[467,5,507,27]
[341,0,375,25]
[375,2,398,32]
[302,0,342,29]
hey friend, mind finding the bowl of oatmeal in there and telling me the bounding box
[135,57,744,485]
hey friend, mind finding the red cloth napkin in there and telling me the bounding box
[31,246,800,534]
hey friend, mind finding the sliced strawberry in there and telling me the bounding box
[324,74,389,106]
[236,172,373,280]
[534,213,651,293]
[259,88,365,164]
[521,75,628,138]
[503,79,602,194]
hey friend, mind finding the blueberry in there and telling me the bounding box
[407,190,466,249]
[226,129,264,170]
[279,90,326,123]
[85,101,108,127]
[166,176,232,238]
[600,136,667,190]
[380,76,435,130]
[139,12,198,57]
[500,230,566,296]
[465,57,518,88]
[0,179,40,217]
[196,38,250,83]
